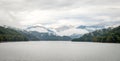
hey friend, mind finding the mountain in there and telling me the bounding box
[0,26,28,42]
[70,34,82,39]
[0,25,72,42]
[72,26,120,43]
[25,24,89,39]
[24,22,120,39]
[77,25,105,32]
[55,22,119,37]
[18,30,40,41]
[77,21,120,32]
[1,22,119,42]
[25,31,71,41]
[77,25,105,29]
[26,24,55,34]
[75,21,120,38]
[24,24,108,39]
[24,24,72,40]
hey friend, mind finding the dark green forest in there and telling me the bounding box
[23,31,71,41]
[72,26,120,43]
[0,26,28,42]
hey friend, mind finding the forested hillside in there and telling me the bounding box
[72,26,120,43]
[22,31,71,41]
[31,31,71,41]
[0,26,28,42]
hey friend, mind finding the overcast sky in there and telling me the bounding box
[0,0,120,28]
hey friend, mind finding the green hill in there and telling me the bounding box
[72,26,120,43]
[0,26,28,42]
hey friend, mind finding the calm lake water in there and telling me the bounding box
[0,41,120,61]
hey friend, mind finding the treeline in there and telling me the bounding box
[22,31,71,41]
[72,26,120,43]
[0,26,28,42]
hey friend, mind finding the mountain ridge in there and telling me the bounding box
[25,23,119,38]
[72,26,120,43]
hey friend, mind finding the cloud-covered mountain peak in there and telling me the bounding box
[26,24,55,33]
[24,22,120,38]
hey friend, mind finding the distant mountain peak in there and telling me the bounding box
[26,24,55,33]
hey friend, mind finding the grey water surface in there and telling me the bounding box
[0,41,120,61]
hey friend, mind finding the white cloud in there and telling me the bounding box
[56,28,89,36]
[0,0,120,28]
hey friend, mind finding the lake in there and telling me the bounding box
[0,41,120,61]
